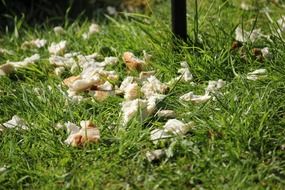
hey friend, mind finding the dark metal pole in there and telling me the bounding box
[171,0,187,42]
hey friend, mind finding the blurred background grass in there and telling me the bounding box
[0,0,164,30]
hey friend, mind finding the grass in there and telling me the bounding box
[1,0,285,189]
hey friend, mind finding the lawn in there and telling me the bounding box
[0,0,285,189]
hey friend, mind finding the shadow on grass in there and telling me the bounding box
[0,0,116,31]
